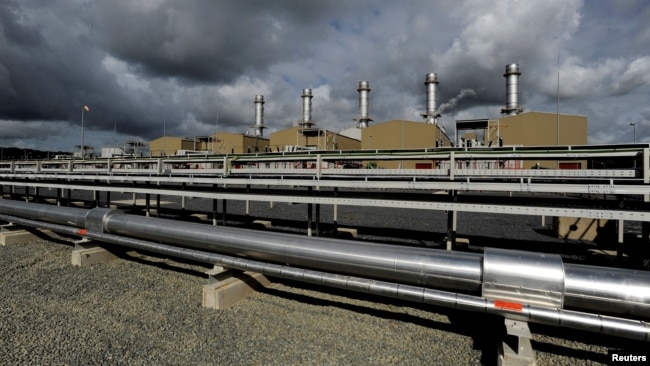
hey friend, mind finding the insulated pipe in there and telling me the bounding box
[422,73,440,124]
[1,200,650,321]
[501,63,522,116]
[0,200,482,291]
[253,95,265,137]
[357,81,372,128]
[301,88,313,127]
[103,210,484,292]
[563,264,650,318]
[0,211,648,341]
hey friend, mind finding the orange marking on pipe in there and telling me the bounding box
[494,300,523,312]
[78,229,87,236]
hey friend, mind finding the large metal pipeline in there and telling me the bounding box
[1,200,650,323]
[1,211,648,341]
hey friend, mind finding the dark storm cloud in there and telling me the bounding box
[0,0,365,147]
[86,1,351,84]
[0,0,648,151]
[0,1,143,130]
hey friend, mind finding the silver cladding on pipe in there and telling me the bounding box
[101,211,484,292]
[0,199,86,227]
[1,211,648,341]
[563,263,650,319]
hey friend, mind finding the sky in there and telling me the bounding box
[1,0,649,153]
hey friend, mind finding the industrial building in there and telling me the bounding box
[269,126,360,151]
[149,94,271,156]
[149,63,587,169]
[456,64,588,169]
[149,136,202,156]
[360,120,451,168]
[268,88,361,152]
[351,74,453,168]
[149,133,271,157]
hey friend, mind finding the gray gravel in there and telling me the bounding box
[1,237,645,365]
[1,191,648,365]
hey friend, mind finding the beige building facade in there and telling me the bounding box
[360,120,452,169]
[211,132,270,154]
[149,137,198,156]
[269,126,361,152]
[457,111,588,169]
[149,133,270,156]
[485,112,587,147]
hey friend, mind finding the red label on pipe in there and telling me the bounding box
[78,229,87,236]
[494,300,523,312]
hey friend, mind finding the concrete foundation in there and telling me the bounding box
[498,319,536,366]
[0,226,54,246]
[252,220,272,229]
[202,267,271,310]
[336,227,358,238]
[71,242,119,266]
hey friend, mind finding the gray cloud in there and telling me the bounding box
[0,0,648,152]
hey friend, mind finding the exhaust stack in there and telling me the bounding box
[252,95,266,137]
[300,88,314,128]
[501,63,523,116]
[421,73,440,124]
[357,81,372,128]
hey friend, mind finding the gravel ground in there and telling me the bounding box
[1,190,648,365]
[2,238,642,366]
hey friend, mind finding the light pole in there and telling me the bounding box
[81,105,89,158]
[630,123,637,143]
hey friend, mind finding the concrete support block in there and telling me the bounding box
[336,227,358,238]
[71,242,119,266]
[202,268,271,310]
[454,237,470,249]
[252,220,272,229]
[190,213,208,221]
[498,319,536,366]
[0,227,54,246]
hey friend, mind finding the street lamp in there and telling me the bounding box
[630,123,636,143]
[81,105,90,158]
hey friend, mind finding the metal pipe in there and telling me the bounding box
[1,200,650,321]
[357,81,372,128]
[0,211,648,341]
[0,200,482,291]
[301,89,313,127]
[102,209,483,292]
[501,63,522,116]
[422,73,440,124]
[253,95,265,137]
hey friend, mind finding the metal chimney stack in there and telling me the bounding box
[301,88,313,128]
[501,63,523,116]
[357,81,372,128]
[421,73,440,124]
[253,95,266,137]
